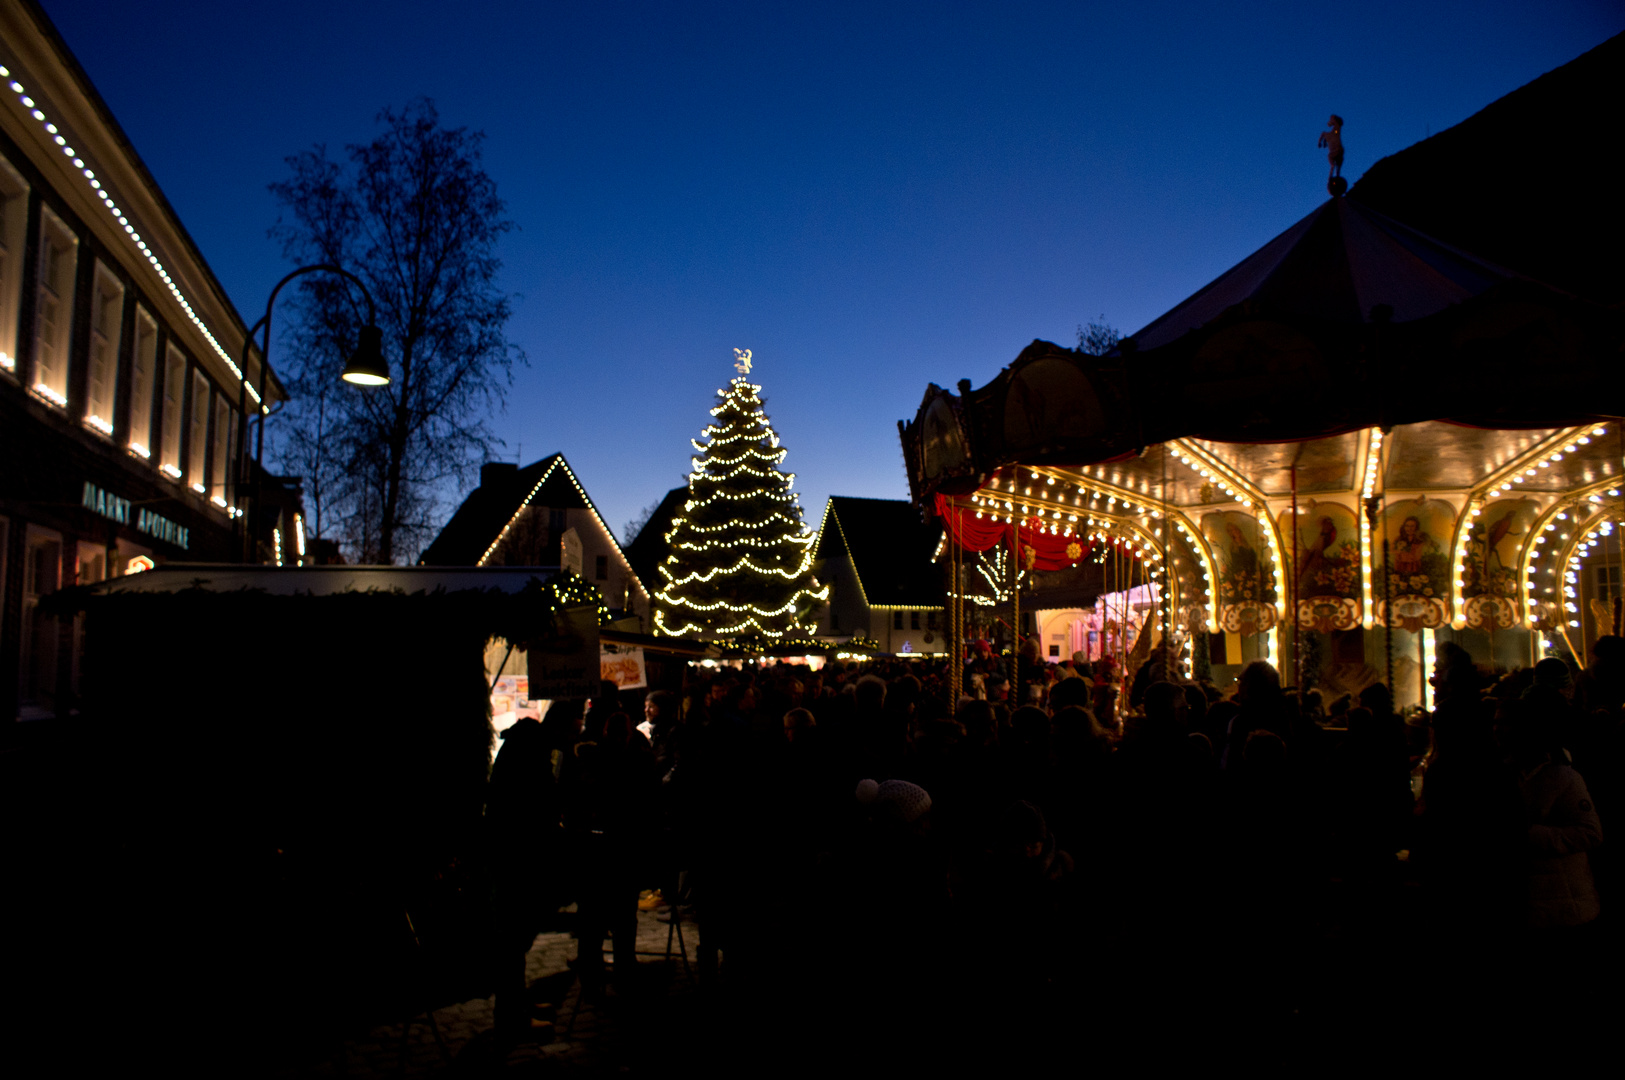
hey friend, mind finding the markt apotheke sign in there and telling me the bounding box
[81,481,189,550]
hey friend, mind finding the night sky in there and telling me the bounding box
[36,0,1625,552]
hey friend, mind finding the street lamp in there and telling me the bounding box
[341,325,388,385]
[235,264,385,562]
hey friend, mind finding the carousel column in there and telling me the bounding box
[1010,526,1020,696]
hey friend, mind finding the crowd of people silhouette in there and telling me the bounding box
[485,635,1621,1060]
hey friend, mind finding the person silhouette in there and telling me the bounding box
[1319,115,1345,180]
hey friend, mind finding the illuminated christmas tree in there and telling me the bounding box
[654,350,827,641]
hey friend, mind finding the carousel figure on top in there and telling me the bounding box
[1319,114,1346,195]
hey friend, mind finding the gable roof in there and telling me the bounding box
[419,454,648,601]
[814,496,944,608]
[622,486,687,596]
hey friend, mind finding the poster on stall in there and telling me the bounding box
[528,604,600,700]
[600,642,647,690]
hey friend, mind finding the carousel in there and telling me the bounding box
[901,185,1624,712]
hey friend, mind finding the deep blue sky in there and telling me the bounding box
[39,0,1624,552]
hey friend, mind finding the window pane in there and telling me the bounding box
[127,307,158,458]
[211,396,233,508]
[0,153,30,374]
[188,372,210,492]
[160,345,186,478]
[33,206,77,405]
[84,262,124,436]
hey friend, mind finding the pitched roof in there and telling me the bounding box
[419,455,647,599]
[622,487,687,596]
[1348,31,1624,307]
[814,496,944,608]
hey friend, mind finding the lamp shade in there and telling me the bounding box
[341,325,388,386]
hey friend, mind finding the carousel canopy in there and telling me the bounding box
[901,46,1625,653]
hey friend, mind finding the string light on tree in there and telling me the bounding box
[654,349,828,641]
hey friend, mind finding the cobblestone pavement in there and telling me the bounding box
[276,908,699,1077]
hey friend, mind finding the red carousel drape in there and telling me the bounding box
[934,494,1095,571]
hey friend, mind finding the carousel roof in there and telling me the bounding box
[1131,196,1522,351]
[901,190,1621,505]
[1350,31,1623,308]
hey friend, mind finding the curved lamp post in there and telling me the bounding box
[235,264,386,561]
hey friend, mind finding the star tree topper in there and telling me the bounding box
[734,347,752,375]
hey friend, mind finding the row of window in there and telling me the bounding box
[0,149,238,510]
[892,609,940,631]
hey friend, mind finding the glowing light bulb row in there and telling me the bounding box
[666,512,810,537]
[660,585,827,616]
[473,460,648,604]
[1491,425,1606,493]
[655,609,820,639]
[693,445,788,469]
[691,462,797,486]
[1171,444,1251,506]
[1170,517,1218,630]
[1449,498,1485,629]
[671,532,810,552]
[1359,428,1384,628]
[3,67,262,407]
[659,552,817,585]
[1170,442,1285,615]
[1560,518,1616,629]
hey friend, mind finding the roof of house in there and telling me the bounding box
[622,486,688,596]
[814,496,944,608]
[1348,31,1623,307]
[418,455,647,599]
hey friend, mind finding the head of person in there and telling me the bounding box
[855,674,888,712]
[1010,705,1050,749]
[997,800,1049,860]
[542,698,587,744]
[1532,656,1574,696]
[1050,676,1091,713]
[1594,635,1625,674]
[1358,681,1392,717]
[783,707,816,743]
[1431,642,1478,702]
[1143,680,1190,729]
[1243,729,1287,772]
[644,689,676,728]
[956,698,999,747]
[602,711,633,748]
[1236,660,1281,704]
[1051,705,1107,757]
[856,777,933,832]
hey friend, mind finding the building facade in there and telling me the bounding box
[0,1,283,718]
[419,456,653,628]
[813,495,945,654]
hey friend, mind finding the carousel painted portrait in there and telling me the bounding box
[1201,510,1278,635]
[1461,497,1537,629]
[1280,501,1362,631]
[1376,497,1457,630]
